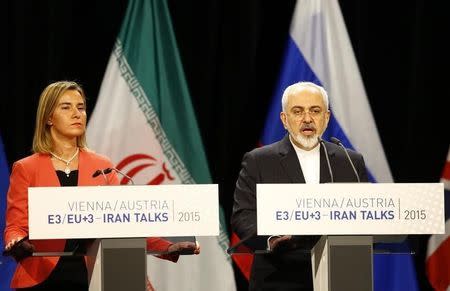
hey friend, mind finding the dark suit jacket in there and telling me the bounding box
[231,135,368,291]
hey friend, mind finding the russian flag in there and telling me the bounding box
[232,1,420,290]
[426,148,450,291]
[0,135,15,291]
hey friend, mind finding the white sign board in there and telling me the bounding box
[29,184,219,239]
[257,183,445,235]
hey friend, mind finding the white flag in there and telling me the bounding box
[87,0,236,290]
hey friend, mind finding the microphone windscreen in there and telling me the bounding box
[92,169,102,178]
[330,137,341,145]
[103,168,113,174]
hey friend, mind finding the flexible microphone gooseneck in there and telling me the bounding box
[330,137,360,183]
[92,169,109,184]
[318,137,334,183]
[92,167,135,185]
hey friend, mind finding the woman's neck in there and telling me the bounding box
[51,143,78,159]
[50,130,79,157]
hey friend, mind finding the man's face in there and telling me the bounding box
[280,87,330,150]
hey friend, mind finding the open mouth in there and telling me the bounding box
[301,127,316,135]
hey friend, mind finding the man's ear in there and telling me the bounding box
[280,112,287,129]
[324,110,331,126]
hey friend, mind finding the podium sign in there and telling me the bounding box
[257,183,444,235]
[29,184,219,239]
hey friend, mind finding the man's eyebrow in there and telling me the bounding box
[290,105,322,109]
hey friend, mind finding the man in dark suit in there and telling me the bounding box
[231,82,368,291]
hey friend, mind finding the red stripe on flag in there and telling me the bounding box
[230,232,253,280]
[442,161,450,181]
[426,237,450,291]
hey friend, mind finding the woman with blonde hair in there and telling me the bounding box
[3,81,198,290]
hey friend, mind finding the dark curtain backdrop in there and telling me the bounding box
[2,1,448,290]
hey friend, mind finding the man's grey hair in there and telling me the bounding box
[281,81,329,112]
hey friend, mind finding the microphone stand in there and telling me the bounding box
[92,168,135,185]
[318,137,334,183]
[330,137,360,182]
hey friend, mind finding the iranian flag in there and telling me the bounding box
[86,0,236,290]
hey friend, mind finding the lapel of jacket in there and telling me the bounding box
[78,150,97,186]
[36,153,60,186]
[278,135,305,183]
[38,150,95,186]
[320,141,337,183]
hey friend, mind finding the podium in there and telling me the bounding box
[31,238,172,291]
[310,235,410,291]
[86,238,147,291]
[229,183,445,291]
[228,234,409,291]
[26,184,219,291]
[312,235,373,291]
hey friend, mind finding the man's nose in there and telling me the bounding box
[302,112,312,122]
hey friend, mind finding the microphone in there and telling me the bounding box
[92,169,103,178]
[330,137,360,182]
[92,169,109,184]
[102,168,114,175]
[318,137,334,183]
[92,168,135,185]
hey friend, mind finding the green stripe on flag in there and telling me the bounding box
[117,0,210,185]
[112,41,231,256]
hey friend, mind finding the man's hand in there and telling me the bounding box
[168,241,200,255]
[268,235,295,252]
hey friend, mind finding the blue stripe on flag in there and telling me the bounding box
[0,135,15,291]
[374,254,419,291]
[262,37,319,145]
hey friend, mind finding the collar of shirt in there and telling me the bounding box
[289,137,321,184]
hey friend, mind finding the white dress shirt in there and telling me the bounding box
[290,137,321,184]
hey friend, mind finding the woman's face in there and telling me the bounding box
[48,89,87,141]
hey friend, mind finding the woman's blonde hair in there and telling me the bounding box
[32,81,87,153]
